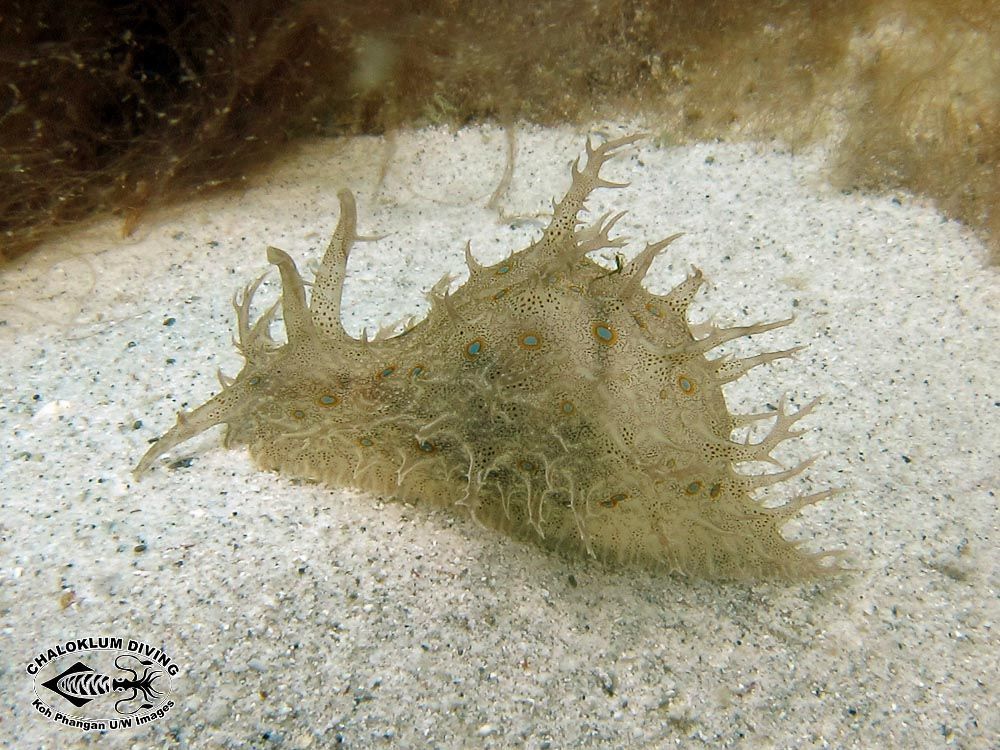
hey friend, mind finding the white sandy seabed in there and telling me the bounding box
[0,125,997,749]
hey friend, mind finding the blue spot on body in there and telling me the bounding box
[464,339,484,360]
[592,322,617,344]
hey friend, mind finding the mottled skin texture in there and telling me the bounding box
[137,135,840,579]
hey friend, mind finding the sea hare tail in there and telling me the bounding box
[134,392,233,476]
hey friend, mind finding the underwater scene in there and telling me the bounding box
[1,3,997,748]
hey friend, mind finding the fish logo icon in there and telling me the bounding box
[41,655,165,714]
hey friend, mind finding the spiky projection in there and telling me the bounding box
[137,135,840,579]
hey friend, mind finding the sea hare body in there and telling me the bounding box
[138,135,839,579]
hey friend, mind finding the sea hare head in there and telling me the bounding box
[138,134,843,579]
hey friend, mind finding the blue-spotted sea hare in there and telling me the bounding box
[137,135,841,579]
